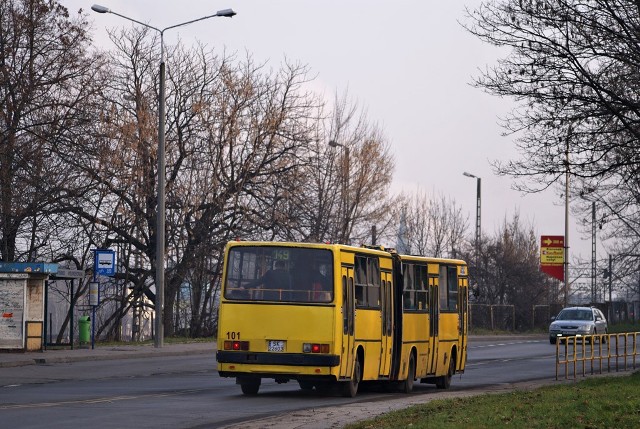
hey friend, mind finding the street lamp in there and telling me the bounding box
[92,4,236,348]
[329,140,350,244]
[463,172,481,255]
[463,172,481,292]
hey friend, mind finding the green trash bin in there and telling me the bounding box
[79,315,91,344]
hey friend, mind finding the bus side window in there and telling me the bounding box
[439,265,449,310]
[368,257,381,308]
[355,256,367,306]
[403,263,415,310]
[415,264,428,311]
[447,266,458,310]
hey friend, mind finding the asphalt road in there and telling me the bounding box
[0,336,592,429]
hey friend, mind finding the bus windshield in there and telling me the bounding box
[224,246,333,303]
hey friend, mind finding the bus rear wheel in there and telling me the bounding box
[239,377,261,395]
[400,353,415,393]
[436,355,455,390]
[342,356,362,397]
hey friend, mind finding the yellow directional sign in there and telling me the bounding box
[540,235,564,282]
[541,247,564,265]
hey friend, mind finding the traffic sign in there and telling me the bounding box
[94,249,116,276]
[540,235,564,282]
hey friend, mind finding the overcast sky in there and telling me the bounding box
[61,0,603,267]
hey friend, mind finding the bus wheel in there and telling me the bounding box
[342,356,362,397]
[239,377,261,395]
[436,355,455,390]
[400,353,415,393]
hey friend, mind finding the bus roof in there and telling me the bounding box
[225,241,466,265]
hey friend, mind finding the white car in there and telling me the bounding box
[549,306,608,344]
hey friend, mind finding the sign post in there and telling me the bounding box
[541,236,565,303]
[91,249,115,350]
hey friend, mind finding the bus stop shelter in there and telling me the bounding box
[47,268,86,349]
[0,262,58,352]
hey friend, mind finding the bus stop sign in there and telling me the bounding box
[94,249,116,276]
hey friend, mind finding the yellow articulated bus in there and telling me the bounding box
[216,241,468,396]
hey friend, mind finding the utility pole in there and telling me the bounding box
[608,254,613,322]
[591,202,596,303]
[563,127,571,307]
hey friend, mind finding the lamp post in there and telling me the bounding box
[92,4,236,348]
[329,140,350,244]
[463,172,481,297]
[463,171,481,256]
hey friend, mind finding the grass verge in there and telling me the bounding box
[345,372,640,429]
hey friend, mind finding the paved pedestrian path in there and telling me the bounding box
[0,341,215,368]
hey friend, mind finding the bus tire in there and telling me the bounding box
[342,356,362,397]
[436,354,455,390]
[400,352,415,393]
[239,378,260,395]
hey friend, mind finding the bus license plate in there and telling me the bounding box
[268,340,285,352]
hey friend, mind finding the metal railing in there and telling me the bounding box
[555,332,639,380]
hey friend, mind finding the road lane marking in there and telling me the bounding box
[0,388,204,410]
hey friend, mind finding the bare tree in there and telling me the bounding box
[0,0,102,261]
[271,91,396,246]
[400,190,433,255]
[473,212,554,329]
[326,92,396,245]
[464,0,640,297]
[465,1,639,184]
[62,27,325,336]
[394,189,468,258]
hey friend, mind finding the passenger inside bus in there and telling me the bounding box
[245,260,289,300]
[290,258,331,302]
[310,262,331,302]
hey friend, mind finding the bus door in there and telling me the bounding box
[428,275,439,375]
[340,266,355,379]
[379,272,393,377]
[458,276,468,370]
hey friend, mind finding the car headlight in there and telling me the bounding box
[577,326,591,333]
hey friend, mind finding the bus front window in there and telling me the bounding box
[224,246,333,303]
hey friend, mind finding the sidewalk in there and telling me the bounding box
[0,341,215,368]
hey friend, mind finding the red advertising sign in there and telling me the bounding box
[540,235,564,282]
